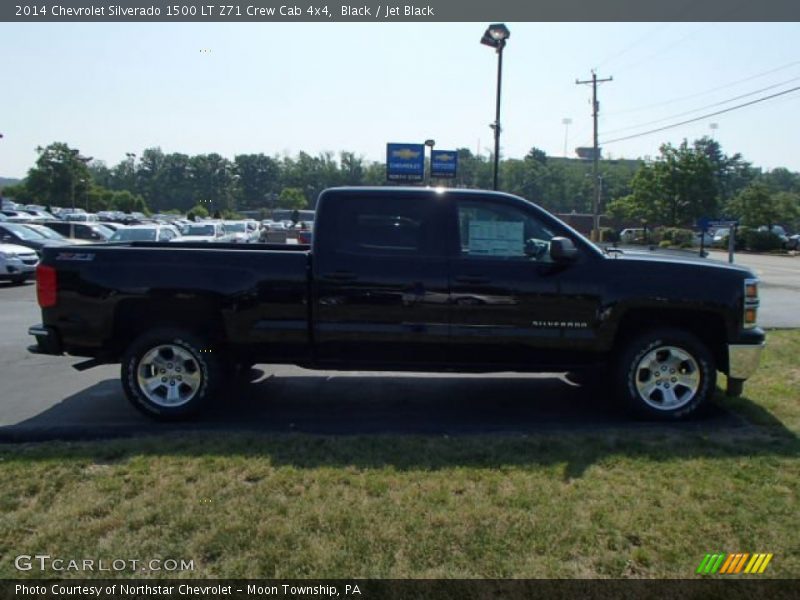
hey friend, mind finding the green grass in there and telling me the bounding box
[1,332,798,579]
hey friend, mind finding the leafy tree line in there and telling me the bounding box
[607,138,800,231]
[3,139,799,231]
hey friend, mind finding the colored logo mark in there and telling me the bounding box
[696,553,773,575]
[392,149,421,159]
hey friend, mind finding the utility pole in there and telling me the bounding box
[576,71,612,241]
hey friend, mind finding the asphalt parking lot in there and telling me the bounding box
[0,251,796,441]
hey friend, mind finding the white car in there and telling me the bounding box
[176,221,226,242]
[109,224,181,243]
[220,220,259,243]
[0,243,39,284]
[62,212,99,222]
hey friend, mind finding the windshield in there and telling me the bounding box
[2,223,45,240]
[111,228,157,242]
[93,225,114,238]
[26,225,65,240]
[183,224,216,236]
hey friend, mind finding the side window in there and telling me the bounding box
[158,230,172,242]
[332,197,441,257]
[457,200,556,261]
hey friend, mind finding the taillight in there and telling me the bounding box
[36,264,57,308]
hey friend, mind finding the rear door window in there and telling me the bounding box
[329,196,444,257]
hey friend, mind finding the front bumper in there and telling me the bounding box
[728,342,765,380]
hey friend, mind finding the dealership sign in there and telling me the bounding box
[430,150,458,179]
[386,143,425,182]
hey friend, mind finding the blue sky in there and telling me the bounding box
[1,22,799,177]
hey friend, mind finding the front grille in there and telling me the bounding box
[21,255,38,265]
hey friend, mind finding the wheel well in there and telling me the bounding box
[110,299,227,358]
[614,308,728,372]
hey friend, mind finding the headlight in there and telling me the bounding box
[0,252,17,259]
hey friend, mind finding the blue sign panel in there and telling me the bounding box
[430,150,458,179]
[386,143,425,182]
[698,217,739,230]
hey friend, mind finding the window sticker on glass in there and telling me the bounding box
[468,221,525,256]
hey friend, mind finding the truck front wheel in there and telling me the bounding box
[616,328,716,420]
[121,328,223,420]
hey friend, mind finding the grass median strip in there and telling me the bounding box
[1,331,798,579]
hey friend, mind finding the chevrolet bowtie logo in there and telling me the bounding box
[435,154,455,161]
[392,149,421,160]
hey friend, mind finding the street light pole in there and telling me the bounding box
[424,138,436,186]
[493,48,503,191]
[561,118,572,157]
[481,23,510,192]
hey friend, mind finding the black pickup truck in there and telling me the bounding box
[29,187,765,420]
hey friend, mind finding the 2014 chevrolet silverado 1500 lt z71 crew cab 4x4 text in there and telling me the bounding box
[28,187,765,421]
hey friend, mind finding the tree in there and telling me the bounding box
[726,183,800,229]
[190,154,235,214]
[24,142,92,208]
[693,137,756,204]
[1,183,35,203]
[615,140,718,226]
[186,203,210,221]
[234,153,281,210]
[110,190,148,214]
[277,187,307,210]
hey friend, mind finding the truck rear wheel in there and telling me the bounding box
[616,328,716,420]
[121,328,223,420]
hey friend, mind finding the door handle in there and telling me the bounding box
[455,275,490,284]
[324,271,357,281]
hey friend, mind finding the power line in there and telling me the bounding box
[594,23,670,71]
[601,85,800,145]
[602,75,800,136]
[613,23,714,75]
[606,59,800,116]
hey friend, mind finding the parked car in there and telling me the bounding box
[62,212,99,223]
[712,228,730,247]
[39,221,114,243]
[21,223,82,245]
[176,221,226,242]
[109,224,181,243]
[0,242,39,284]
[0,222,68,253]
[29,186,764,422]
[787,234,800,251]
[693,231,713,247]
[220,221,258,243]
[20,209,57,220]
[1,210,30,220]
[619,228,646,244]
[756,225,789,247]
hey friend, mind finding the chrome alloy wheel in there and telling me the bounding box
[634,345,701,411]
[136,344,203,407]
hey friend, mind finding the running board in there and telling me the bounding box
[72,358,107,371]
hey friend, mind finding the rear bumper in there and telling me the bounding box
[728,342,765,380]
[28,324,64,355]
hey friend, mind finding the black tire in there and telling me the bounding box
[121,328,223,420]
[615,328,716,420]
[10,277,27,286]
